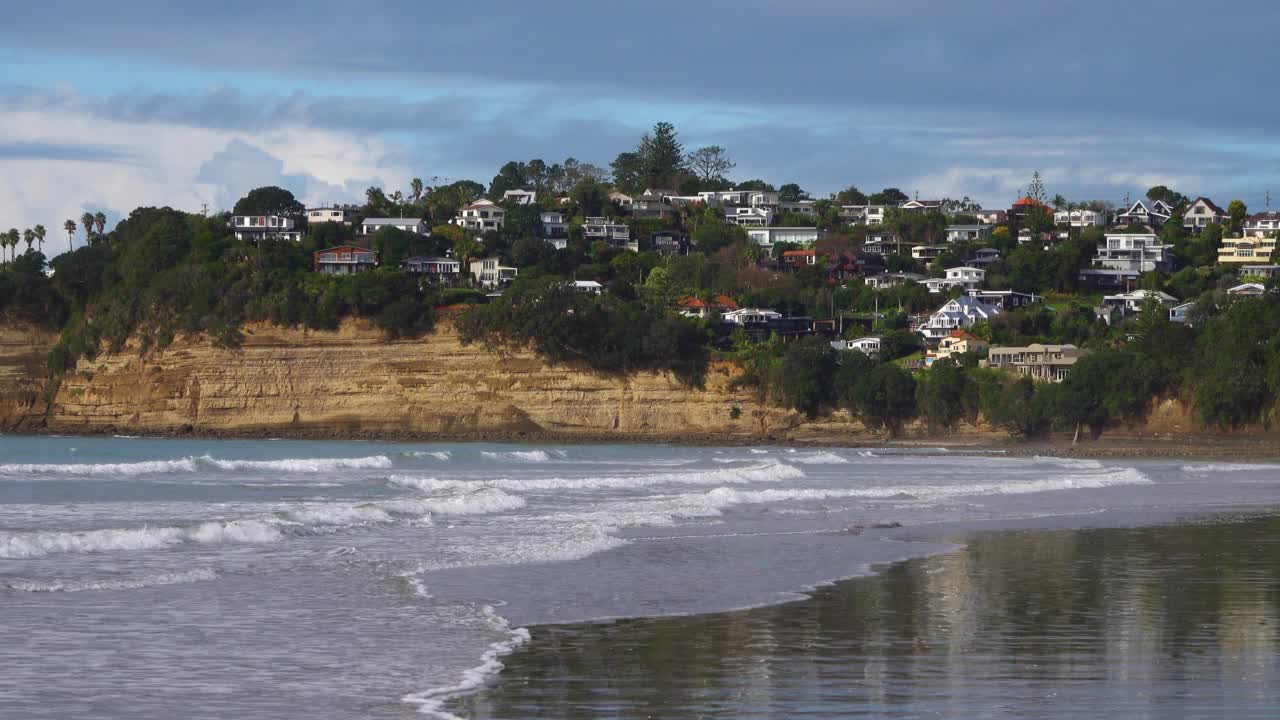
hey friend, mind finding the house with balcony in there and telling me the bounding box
[722,308,784,326]
[946,224,994,242]
[831,336,881,356]
[1244,211,1280,238]
[401,256,461,284]
[777,200,818,218]
[230,215,303,243]
[1227,282,1266,297]
[1113,199,1173,228]
[912,245,946,261]
[631,195,676,220]
[469,257,518,289]
[984,344,1086,382]
[540,211,568,241]
[724,206,772,227]
[362,217,428,236]
[918,296,1002,343]
[502,189,537,205]
[1078,233,1173,288]
[840,204,889,226]
[306,206,358,225]
[965,289,1041,310]
[1182,197,1226,233]
[1098,289,1180,324]
[583,217,635,250]
[929,329,988,364]
[313,245,378,275]
[746,227,819,247]
[677,294,738,319]
[698,190,755,206]
[925,266,986,294]
[865,271,924,290]
[900,199,944,212]
[454,200,505,233]
[967,248,1002,268]
[1053,208,1108,228]
[781,249,817,268]
[1218,236,1276,265]
[652,230,691,256]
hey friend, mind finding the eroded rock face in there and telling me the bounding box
[2,319,826,441]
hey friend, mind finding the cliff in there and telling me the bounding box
[0,319,874,443]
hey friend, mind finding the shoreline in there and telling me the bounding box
[10,424,1280,460]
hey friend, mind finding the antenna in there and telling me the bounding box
[201,202,209,217]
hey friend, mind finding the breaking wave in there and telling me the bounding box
[1181,462,1280,474]
[0,519,284,559]
[789,452,851,465]
[481,450,567,463]
[402,450,452,461]
[199,455,393,472]
[1033,456,1105,469]
[0,458,200,476]
[388,461,807,494]
[3,568,218,593]
[0,454,395,476]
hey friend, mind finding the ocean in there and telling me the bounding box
[1,436,1277,719]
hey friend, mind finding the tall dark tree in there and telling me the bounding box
[685,146,735,183]
[868,188,909,206]
[233,186,305,219]
[778,183,806,201]
[638,121,684,188]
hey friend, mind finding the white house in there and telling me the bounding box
[569,280,604,294]
[900,199,944,212]
[974,209,1007,225]
[1114,199,1173,228]
[540,211,568,240]
[1182,197,1226,233]
[306,206,357,225]
[912,245,946,261]
[918,296,1002,342]
[502,189,537,205]
[401,256,461,283]
[865,271,924,290]
[747,227,819,247]
[583,217,634,250]
[722,308,783,325]
[840,205,888,226]
[470,257,518,289]
[1244,211,1280,238]
[362,218,428,236]
[230,215,302,243]
[1091,233,1173,273]
[608,191,633,207]
[1169,301,1196,324]
[1099,289,1179,324]
[454,200,505,233]
[925,266,986,294]
[777,200,817,217]
[1054,208,1108,227]
[724,206,773,227]
[1227,282,1267,297]
[831,336,881,356]
[945,224,994,242]
[698,190,755,206]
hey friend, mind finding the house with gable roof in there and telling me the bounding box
[917,296,1002,343]
[1182,197,1226,233]
[1113,199,1174,228]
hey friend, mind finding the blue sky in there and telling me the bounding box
[1,0,1278,245]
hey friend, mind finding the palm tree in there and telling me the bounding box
[33,224,46,254]
[80,212,95,245]
[410,177,424,202]
[4,228,17,263]
[22,228,34,256]
[94,211,106,237]
[64,219,77,252]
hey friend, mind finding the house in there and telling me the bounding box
[1169,302,1195,324]
[1113,199,1173,228]
[1182,197,1226,233]
[984,344,1087,382]
[540,211,568,240]
[965,289,1041,310]
[931,329,988,363]
[583,217,635,250]
[1053,208,1108,228]
[865,271,924,290]
[918,296,1002,343]
[362,218,428,236]
[861,231,899,255]
[401,256,461,284]
[925,266,986,294]
[840,205,888,226]
[502,189,537,205]
[1227,282,1266,297]
[1218,236,1276,265]
[777,200,818,217]
[639,188,677,201]
[1008,196,1051,232]
[722,308,784,326]
[945,224,994,242]
[313,245,378,275]
[912,245,946,261]
[1243,211,1280,238]
[967,248,1002,268]
[652,230,691,256]
[746,227,820,247]
[900,199,944,212]
[724,206,772,227]
[470,257,518,289]
[1099,289,1179,323]
[1089,233,1173,273]
[678,294,738,319]
[608,191,633,208]
[974,209,1007,225]
[569,280,604,294]
[1240,264,1280,279]
[698,190,755,206]
[831,336,881,356]
[230,215,302,243]
[454,200,505,233]
[306,206,357,225]
[631,196,677,220]
[781,249,817,267]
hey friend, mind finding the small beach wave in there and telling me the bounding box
[481,450,567,463]
[2,568,218,593]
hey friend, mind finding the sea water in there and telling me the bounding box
[1,436,1277,719]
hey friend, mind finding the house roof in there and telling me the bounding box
[364,217,424,225]
[782,250,816,257]
[460,200,500,211]
[1189,197,1226,215]
[947,329,983,341]
[402,256,458,265]
[678,295,738,310]
[315,245,377,256]
[1246,211,1280,221]
[1228,283,1266,294]
[1012,196,1047,207]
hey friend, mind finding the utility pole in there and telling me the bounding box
[201,202,208,217]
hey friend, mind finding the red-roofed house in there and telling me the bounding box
[781,249,818,267]
[677,295,739,319]
[314,245,379,275]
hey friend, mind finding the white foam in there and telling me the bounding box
[382,489,527,517]
[1034,456,1105,469]
[790,451,850,465]
[200,455,393,472]
[0,518,283,559]
[388,461,806,495]
[749,449,770,455]
[283,504,394,525]
[1181,462,1280,474]
[403,451,452,461]
[481,450,566,463]
[402,604,531,719]
[3,568,218,593]
[0,458,199,476]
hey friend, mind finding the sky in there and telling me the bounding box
[1,0,1278,251]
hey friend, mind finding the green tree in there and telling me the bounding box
[685,146,735,183]
[847,363,917,436]
[80,212,96,245]
[778,336,839,418]
[93,212,107,237]
[638,121,685,189]
[835,186,868,205]
[233,186,305,218]
[1146,185,1188,208]
[868,188,909,206]
[63,219,76,253]
[33,224,46,254]
[1227,200,1248,235]
[915,360,970,431]
[778,183,806,202]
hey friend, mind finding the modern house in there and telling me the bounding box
[306,206,358,225]
[945,224,994,242]
[1218,236,1276,265]
[631,196,677,220]
[1113,199,1174,228]
[313,245,378,274]
[747,227,820,247]
[722,308,784,326]
[652,230,691,256]
[1053,208,1108,228]
[1098,289,1179,324]
[470,257,518,289]
[724,206,773,227]
[840,205,889,226]
[974,209,1007,225]
[454,200,505,233]
[230,215,303,243]
[984,344,1086,382]
[831,336,881,356]
[925,266,986,294]
[1227,282,1267,297]
[362,218,428,236]
[583,217,634,250]
[918,296,1002,343]
[777,200,818,217]
[1243,211,1280,238]
[401,256,461,284]
[677,294,738,319]
[540,211,569,240]
[1182,197,1226,233]
[965,289,1041,310]
[967,248,1002,268]
[1090,233,1174,273]
[912,245,946,261]
[502,189,537,205]
[865,271,924,290]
